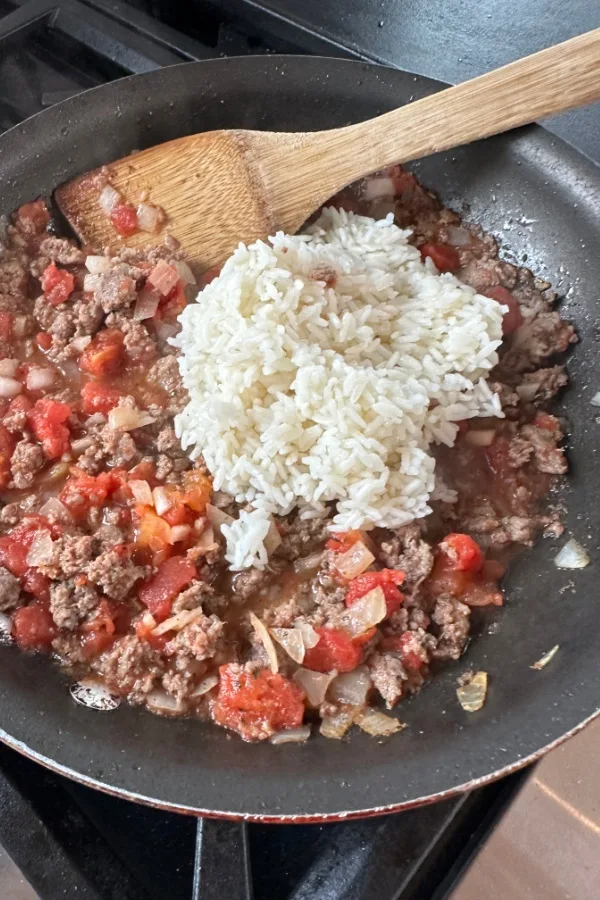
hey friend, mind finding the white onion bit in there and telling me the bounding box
[249,612,279,674]
[457,671,488,712]
[70,679,121,711]
[146,690,182,713]
[270,726,311,745]
[356,708,405,737]
[343,586,387,637]
[320,708,357,740]
[531,644,560,671]
[590,391,600,408]
[191,675,219,697]
[293,668,337,707]
[294,621,319,649]
[129,479,153,506]
[330,667,372,706]
[26,367,55,392]
[554,539,590,569]
[108,406,155,431]
[0,376,22,398]
[85,255,112,275]
[98,185,121,215]
[270,627,305,664]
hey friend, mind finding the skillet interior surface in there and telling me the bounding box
[0,56,599,821]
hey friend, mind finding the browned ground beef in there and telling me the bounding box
[0,169,573,741]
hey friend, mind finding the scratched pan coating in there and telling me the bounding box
[0,56,598,821]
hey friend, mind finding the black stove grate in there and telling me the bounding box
[0,3,531,898]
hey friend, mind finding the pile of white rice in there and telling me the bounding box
[174,208,505,569]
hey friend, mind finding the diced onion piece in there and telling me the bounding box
[343,586,387,637]
[83,273,102,293]
[154,320,178,342]
[25,530,54,567]
[293,551,325,576]
[146,690,182,713]
[334,540,375,580]
[98,185,122,215]
[85,255,111,275]
[457,671,488,712]
[516,382,539,403]
[191,675,219,697]
[363,175,395,200]
[108,406,155,431]
[196,525,218,553]
[249,611,278,674]
[0,376,22,398]
[206,503,235,534]
[464,428,496,447]
[0,359,17,377]
[170,524,191,544]
[71,437,94,456]
[320,708,357,740]
[152,486,172,516]
[174,260,196,285]
[26,366,55,392]
[136,203,162,234]
[446,224,472,247]
[39,497,72,521]
[70,678,121,711]
[270,627,305,664]
[590,391,600,408]
[530,644,560,670]
[330,666,371,706]
[264,520,282,555]
[152,606,204,636]
[147,260,179,296]
[141,611,157,630]
[293,668,337,707]
[294,621,319,649]
[554,539,590,569]
[0,612,14,645]
[129,479,153,506]
[133,286,161,321]
[356,708,405,736]
[270,726,311,745]
[70,336,92,353]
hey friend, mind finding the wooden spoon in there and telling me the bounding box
[56,29,600,271]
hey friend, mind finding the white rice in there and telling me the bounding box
[174,208,506,569]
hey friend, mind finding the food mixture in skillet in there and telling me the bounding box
[0,166,574,742]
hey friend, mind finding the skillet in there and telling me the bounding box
[0,55,599,822]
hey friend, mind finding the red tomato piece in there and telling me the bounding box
[0,425,16,488]
[303,627,362,673]
[533,412,561,433]
[15,200,51,234]
[36,331,53,351]
[59,470,119,517]
[110,203,138,236]
[462,581,504,607]
[135,617,169,651]
[79,329,125,377]
[81,380,123,415]
[138,556,196,622]
[212,665,305,741]
[381,632,428,671]
[485,286,523,335]
[28,397,71,459]
[439,534,484,572]
[134,506,172,556]
[41,263,75,306]
[182,470,213,513]
[0,312,13,342]
[345,569,406,616]
[420,242,461,273]
[12,603,56,651]
[325,530,364,553]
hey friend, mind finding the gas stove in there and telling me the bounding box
[1,2,599,898]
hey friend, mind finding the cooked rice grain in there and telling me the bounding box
[174,209,505,569]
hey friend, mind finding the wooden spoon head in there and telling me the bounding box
[54,130,290,272]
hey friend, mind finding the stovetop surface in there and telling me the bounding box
[0,2,599,898]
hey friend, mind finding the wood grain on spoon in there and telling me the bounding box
[56,28,600,271]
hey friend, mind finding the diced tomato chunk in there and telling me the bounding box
[439,534,484,572]
[81,629,115,659]
[138,555,196,622]
[462,581,504,607]
[15,200,50,234]
[135,617,169,651]
[326,530,364,554]
[134,506,172,557]
[0,425,16,488]
[41,263,75,306]
[0,312,13,342]
[79,329,125,377]
[12,603,56,651]
[0,517,60,603]
[28,397,71,459]
[381,632,428,671]
[81,380,123,415]
[59,469,120,517]
[36,331,53,351]
[345,569,406,616]
[182,470,213,513]
[533,412,561,433]
[212,665,305,741]
[110,203,138,236]
[420,242,461,273]
[485,286,524,335]
[303,627,362,673]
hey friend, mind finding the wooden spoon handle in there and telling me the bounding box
[286,28,600,211]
